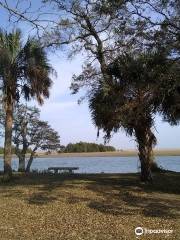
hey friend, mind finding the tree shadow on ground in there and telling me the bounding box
[0,172,179,217]
[82,172,180,219]
[27,193,57,205]
[0,173,90,205]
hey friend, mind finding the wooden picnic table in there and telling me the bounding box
[48,167,79,174]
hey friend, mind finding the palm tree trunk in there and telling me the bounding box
[4,97,13,175]
[135,127,154,182]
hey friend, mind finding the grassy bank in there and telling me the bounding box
[0,172,179,239]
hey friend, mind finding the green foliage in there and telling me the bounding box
[0,147,3,154]
[0,29,54,173]
[159,62,180,125]
[0,29,53,104]
[88,51,174,141]
[13,104,60,154]
[73,49,179,181]
[62,142,116,153]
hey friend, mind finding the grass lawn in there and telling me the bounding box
[0,172,179,240]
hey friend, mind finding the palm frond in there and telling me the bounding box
[0,29,54,104]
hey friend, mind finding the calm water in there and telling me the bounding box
[0,156,180,173]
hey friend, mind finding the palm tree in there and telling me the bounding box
[0,29,53,174]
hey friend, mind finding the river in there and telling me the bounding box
[0,156,180,173]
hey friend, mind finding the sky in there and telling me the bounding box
[36,52,180,150]
[0,1,180,150]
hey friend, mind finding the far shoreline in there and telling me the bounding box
[36,149,180,158]
[0,149,180,158]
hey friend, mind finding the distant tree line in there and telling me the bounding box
[59,142,116,153]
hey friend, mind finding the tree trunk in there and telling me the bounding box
[4,97,13,175]
[18,145,27,172]
[26,148,37,172]
[25,155,33,172]
[139,149,152,182]
[18,155,26,172]
[135,127,155,182]
[15,146,26,172]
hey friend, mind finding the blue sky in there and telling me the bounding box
[37,53,180,149]
[0,2,180,149]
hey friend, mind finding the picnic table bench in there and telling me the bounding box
[48,167,79,174]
